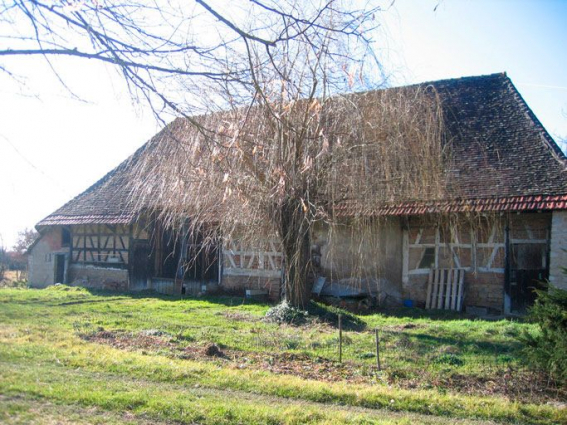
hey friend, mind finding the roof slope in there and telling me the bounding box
[37,73,567,227]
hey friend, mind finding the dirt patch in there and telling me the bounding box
[81,330,176,352]
[385,323,425,332]
[221,311,259,322]
[80,330,565,403]
[80,330,373,384]
[389,368,566,404]
[204,343,225,357]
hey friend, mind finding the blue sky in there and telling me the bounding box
[1,0,566,248]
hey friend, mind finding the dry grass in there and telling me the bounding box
[0,270,26,288]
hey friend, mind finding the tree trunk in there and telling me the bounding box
[279,198,312,309]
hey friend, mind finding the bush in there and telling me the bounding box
[521,283,567,382]
[265,301,308,325]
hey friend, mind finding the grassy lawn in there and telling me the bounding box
[0,286,565,424]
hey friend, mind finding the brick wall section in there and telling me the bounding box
[222,275,281,300]
[464,272,504,310]
[68,264,129,291]
[549,210,567,289]
[405,271,504,311]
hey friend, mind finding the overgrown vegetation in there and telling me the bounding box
[0,270,27,289]
[265,301,308,325]
[0,287,565,424]
[521,283,567,383]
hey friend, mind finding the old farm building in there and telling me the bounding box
[28,73,567,314]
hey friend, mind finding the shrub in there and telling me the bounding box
[521,283,567,382]
[265,301,308,325]
[433,353,464,366]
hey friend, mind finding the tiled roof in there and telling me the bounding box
[37,73,567,227]
[334,195,567,217]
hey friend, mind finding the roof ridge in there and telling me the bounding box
[389,72,508,91]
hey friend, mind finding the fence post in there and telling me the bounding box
[375,328,381,371]
[338,314,342,363]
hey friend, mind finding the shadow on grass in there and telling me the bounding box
[307,301,366,331]
[9,286,258,310]
[405,331,523,355]
[375,306,527,324]
[85,288,269,309]
[46,288,368,330]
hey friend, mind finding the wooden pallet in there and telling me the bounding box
[425,268,465,311]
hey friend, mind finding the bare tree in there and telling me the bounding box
[130,88,446,307]
[1,1,449,307]
[12,227,38,255]
[123,2,447,307]
[0,234,6,281]
[1,0,382,119]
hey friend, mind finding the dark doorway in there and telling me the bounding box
[131,241,152,290]
[184,243,219,282]
[509,242,548,313]
[159,229,182,279]
[180,229,219,283]
[54,254,65,284]
[509,269,547,312]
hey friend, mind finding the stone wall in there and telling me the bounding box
[222,275,281,300]
[549,210,567,289]
[28,227,69,288]
[312,218,403,301]
[67,264,129,291]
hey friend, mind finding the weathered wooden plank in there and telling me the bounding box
[436,269,445,309]
[118,235,127,250]
[425,269,433,309]
[402,228,409,286]
[451,271,458,311]
[414,228,423,245]
[258,253,264,269]
[267,254,277,270]
[247,253,256,269]
[456,269,465,312]
[444,269,452,310]
[430,268,439,309]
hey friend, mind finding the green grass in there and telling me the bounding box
[0,287,565,424]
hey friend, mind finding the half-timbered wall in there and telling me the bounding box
[403,217,507,310]
[221,239,283,299]
[402,213,551,311]
[71,224,130,266]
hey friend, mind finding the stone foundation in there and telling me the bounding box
[68,264,129,291]
[222,274,281,300]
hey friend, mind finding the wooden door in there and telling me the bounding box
[131,241,151,290]
[54,254,65,284]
